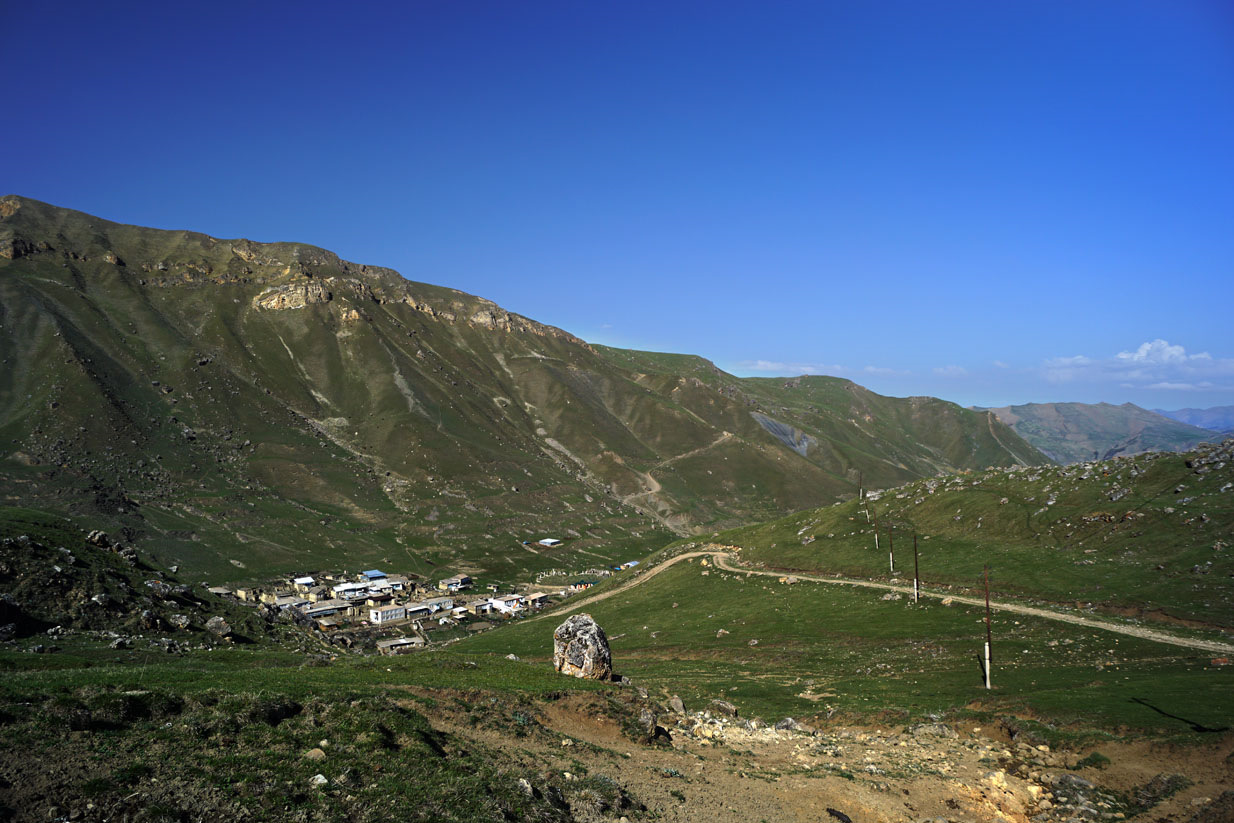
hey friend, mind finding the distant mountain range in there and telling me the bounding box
[0,196,1046,581]
[979,401,1219,464]
[1154,406,1234,435]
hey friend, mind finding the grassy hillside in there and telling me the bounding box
[461,444,1234,741]
[722,440,1234,628]
[984,402,1218,464]
[0,196,1047,582]
[462,555,1234,741]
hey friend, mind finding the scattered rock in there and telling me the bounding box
[709,699,738,718]
[168,614,190,630]
[205,616,232,637]
[304,748,326,761]
[669,695,686,715]
[907,722,957,739]
[552,614,612,680]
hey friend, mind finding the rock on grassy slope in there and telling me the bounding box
[0,195,1046,582]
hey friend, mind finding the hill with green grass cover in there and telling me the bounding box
[982,401,1218,464]
[724,439,1234,627]
[462,442,1234,742]
[0,196,1046,583]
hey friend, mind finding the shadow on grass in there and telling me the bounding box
[1130,697,1230,733]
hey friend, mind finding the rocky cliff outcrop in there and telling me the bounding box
[252,280,333,310]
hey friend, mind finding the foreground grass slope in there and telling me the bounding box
[464,556,1234,741]
[466,443,1234,741]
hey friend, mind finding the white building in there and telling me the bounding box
[332,581,370,600]
[369,605,406,624]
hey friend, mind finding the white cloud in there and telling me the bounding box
[739,359,848,376]
[1145,381,1214,391]
[933,365,968,377]
[1040,340,1234,388]
[992,360,1009,369]
[738,360,914,378]
[1116,339,1209,365]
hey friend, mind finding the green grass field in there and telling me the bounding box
[462,560,1234,744]
[722,447,1234,626]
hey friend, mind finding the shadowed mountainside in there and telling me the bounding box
[1,196,1047,581]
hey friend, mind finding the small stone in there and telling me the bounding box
[305,748,326,761]
[310,774,328,787]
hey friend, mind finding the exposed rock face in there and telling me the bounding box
[252,280,332,310]
[553,613,612,680]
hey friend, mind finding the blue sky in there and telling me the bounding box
[7,1,1233,409]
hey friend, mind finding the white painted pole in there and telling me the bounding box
[984,641,992,689]
[889,551,894,573]
[874,532,879,551]
[913,579,919,603]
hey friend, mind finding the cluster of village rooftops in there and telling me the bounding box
[207,540,641,653]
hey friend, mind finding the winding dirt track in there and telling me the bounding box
[532,546,1234,655]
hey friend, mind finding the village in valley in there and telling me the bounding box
[208,537,641,653]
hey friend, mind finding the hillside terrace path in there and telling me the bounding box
[531,546,1234,655]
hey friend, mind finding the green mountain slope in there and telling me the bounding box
[982,401,1218,464]
[0,196,1046,581]
[725,439,1234,627]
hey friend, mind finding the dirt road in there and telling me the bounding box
[535,546,1234,654]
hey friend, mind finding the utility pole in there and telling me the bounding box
[871,506,880,553]
[983,565,993,690]
[858,471,864,502]
[913,532,920,603]
[888,523,895,574]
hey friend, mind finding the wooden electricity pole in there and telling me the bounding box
[887,523,895,574]
[871,506,880,552]
[983,565,993,689]
[913,532,920,603]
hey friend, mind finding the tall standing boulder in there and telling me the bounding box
[553,614,612,680]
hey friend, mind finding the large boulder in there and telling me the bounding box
[553,614,612,680]
[205,616,232,637]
